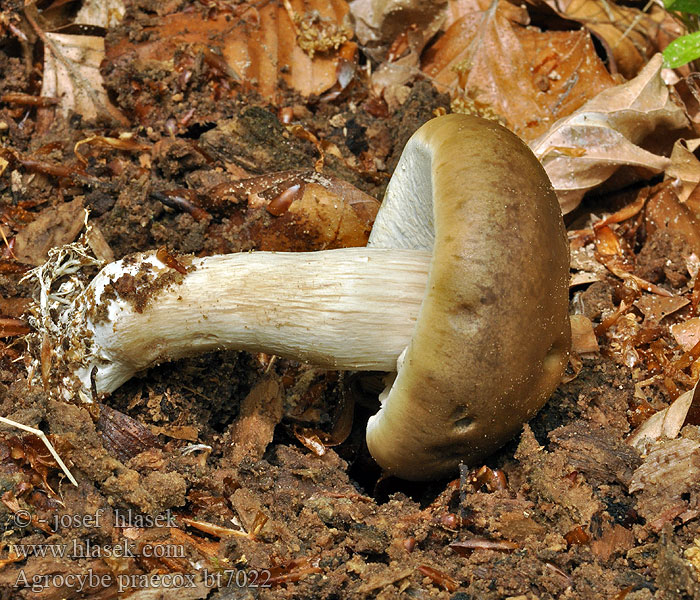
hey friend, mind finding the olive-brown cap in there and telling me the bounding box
[366,114,570,480]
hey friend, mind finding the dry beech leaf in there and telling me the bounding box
[570,271,602,287]
[676,73,700,134]
[671,318,700,351]
[570,314,599,354]
[635,295,689,323]
[350,0,446,47]
[351,0,447,103]
[515,28,614,130]
[106,0,355,106]
[593,224,671,296]
[525,0,677,79]
[370,28,435,104]
[570,233,607,286]
[421,1,544,134]
[444,0,499,28]
[421,0,614,140]
[41,33,127,125]
[645,183,700,256]
[687,184,700,219]
[531,54,689,214]
[666,138,700,202]
[627,380,698,452]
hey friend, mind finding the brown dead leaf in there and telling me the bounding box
[354,0,447,103]
[570,314,599,354]
[421,0,614,139]
[168,527,221,560]
[687,184,700,220]
[676,73,700,135]
[13,198,85,265]
[635,295,689,323]
[2,434,73,500]
[181,517,251,540]
[593,188,648,230]
[516,28,615,131]
[645,183,700,256]
[594,224,672,296]
[350,0,446,47]
[267,556,322,586]
[671,318,700,351]
[531,54,689,214]
[422,1,545,134]
[40,32,127,125]
[627,380,698,452]
[0,551,23,570]
[666,138,700,202]
[526,0,676,79]
[105,0,356,108]
[570,271,602,287]
[74,135,151,167]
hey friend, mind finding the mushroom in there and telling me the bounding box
[32,114,570,481]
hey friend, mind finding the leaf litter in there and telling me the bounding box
[2,0,700,596]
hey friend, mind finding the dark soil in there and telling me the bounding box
[0,2,699,599]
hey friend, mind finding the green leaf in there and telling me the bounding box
[663,31,700,67]
[665,0,700,14]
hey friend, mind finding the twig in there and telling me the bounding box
[0,416,78,486]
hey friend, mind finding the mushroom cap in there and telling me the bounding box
[366,114,570,480]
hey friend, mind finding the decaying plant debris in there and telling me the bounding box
[3,0,700,597]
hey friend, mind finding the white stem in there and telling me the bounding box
[70,248,431,396]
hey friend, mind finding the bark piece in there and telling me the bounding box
[629,436,700,531]
[549,422,641,487]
